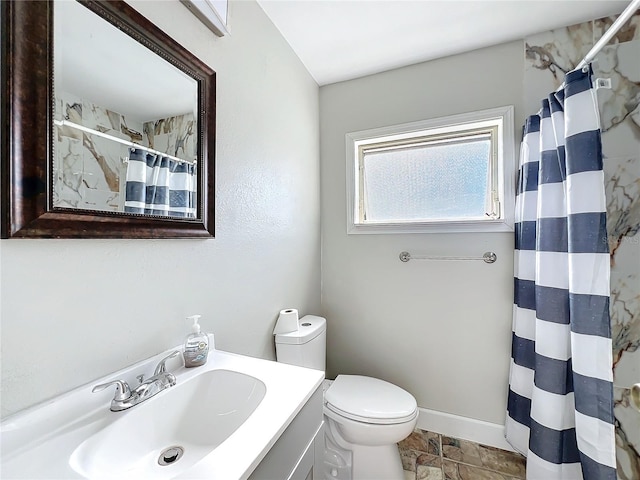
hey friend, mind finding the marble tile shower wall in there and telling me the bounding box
[525,11,640,480]
[54,92,137,212]
[54,92,196,212]
[143,113,197,164]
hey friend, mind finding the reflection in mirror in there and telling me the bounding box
[1,0,215,238]
[53,0,199,218]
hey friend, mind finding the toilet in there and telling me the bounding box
[275,315,418,480]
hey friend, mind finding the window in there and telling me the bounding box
[346,106,515,234]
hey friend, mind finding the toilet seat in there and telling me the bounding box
[325,375,417,425]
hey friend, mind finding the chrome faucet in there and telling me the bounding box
[92,350,180,412]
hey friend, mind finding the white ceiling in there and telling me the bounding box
[256,0,631,86]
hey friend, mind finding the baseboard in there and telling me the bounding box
[416,407,516,452]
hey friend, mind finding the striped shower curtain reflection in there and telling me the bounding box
[124,148,196,218]
[506,67,616,480]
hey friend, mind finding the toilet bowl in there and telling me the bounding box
[323,375,418,480]
[274,315,418,480]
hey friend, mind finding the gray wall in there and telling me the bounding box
[320,41,525,425]
[0,0,321,418]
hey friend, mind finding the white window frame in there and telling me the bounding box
[346,105,515,234]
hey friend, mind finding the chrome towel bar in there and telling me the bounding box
[399,251,497,264]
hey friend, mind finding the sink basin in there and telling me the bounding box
[1,348,323,479]
[69,369,266,479]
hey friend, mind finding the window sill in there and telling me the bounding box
[347,219,514,234]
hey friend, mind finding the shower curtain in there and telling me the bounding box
[506,67,616,479]
[124,148,196,218]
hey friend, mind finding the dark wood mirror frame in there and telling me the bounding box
[1,0,216,238]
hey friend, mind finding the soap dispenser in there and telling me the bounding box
[183,315,209,368]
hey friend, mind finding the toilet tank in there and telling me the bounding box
[274,315,326,371]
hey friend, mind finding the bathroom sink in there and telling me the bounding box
[69,369,266,479]
[1,348,323,479]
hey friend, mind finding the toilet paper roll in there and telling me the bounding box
[273,308,299,334]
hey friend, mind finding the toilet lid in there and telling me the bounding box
[325,375,417,425]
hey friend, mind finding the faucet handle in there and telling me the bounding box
[154,350,180,376]
[92,379,131,402]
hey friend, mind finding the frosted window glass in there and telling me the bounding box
[362,139,490,222]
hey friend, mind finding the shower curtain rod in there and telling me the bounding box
[574,0,640,72]
[53,119,197,165]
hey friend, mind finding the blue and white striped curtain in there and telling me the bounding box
[506,67,616,479]
[124,148,196,218]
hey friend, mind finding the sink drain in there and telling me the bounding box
[158,446,184,466]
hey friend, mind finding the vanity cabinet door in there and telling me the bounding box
[288,432,315,480]
[248,386,323,480]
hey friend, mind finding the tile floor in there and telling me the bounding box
[399,429,526,480]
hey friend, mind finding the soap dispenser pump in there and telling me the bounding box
[183,315,209,368]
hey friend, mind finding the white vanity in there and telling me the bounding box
[0,346,324,479]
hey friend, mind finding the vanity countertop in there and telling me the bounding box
[0,347,324,479]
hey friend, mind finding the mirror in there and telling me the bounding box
[1,0,216,238]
